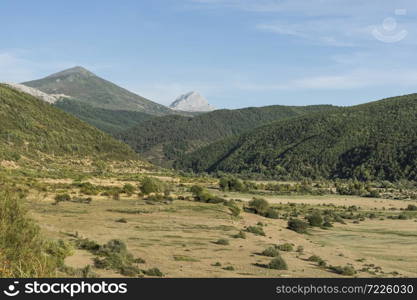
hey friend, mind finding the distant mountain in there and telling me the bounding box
[170,91,215,112]
[0,84,138,163]
[175,94,417,181]
[23,66,172,115]
[118,104,335,166]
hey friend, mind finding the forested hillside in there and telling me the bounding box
[175,94,417,181]
[55,98,153,135]
[118,105,335,166]
[0,84,138,163]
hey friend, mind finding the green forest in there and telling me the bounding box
[119,104,335,166]
[175,94,417,181]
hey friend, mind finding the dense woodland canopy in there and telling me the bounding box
[118,105,335,166]
[175,94,417,181]
[0,84,137,162]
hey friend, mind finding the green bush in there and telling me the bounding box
[308,255,326,267]
[277,243,293,252]
[287,219,308,233]
[268,256,288,270]
[224,200,241,217]
[143,268,164,277]
[265,208,279,219]
[232,231,246,239]
[248,197,270,215]
[261,246,280,257]
[246,225,266,236]
[307,213,323,227]
[190,186,225,203]
[0,190,72,277]
[139,177,168,195]
[329,265,356,276]
[54,193,71,204]
[122,183,136,195]
[219,176,246,192]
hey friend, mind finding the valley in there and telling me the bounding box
[1,68,416,279]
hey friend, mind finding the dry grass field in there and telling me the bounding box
[22,174,417,278]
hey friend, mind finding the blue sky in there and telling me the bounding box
[1,0,417,109]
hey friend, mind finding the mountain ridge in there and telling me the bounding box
[23,66,173,115]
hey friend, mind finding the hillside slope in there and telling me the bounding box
[175,94,417,181]
[0,84,138,163]
[23,66,172,115]
[55,98,153,135]
[118,104,335,166]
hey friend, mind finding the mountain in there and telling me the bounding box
[0,84,138,164]
[4,82,69,104]
[175,94,417,181]
[118,104,335,166]
[23,66,172,115]
[169,91,215,112]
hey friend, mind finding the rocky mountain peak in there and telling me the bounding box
[169,91,215,112]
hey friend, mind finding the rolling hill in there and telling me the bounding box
[118,104,335,166]
[175,94,417,181]
[23,66,172,115]
[0,84,138,164]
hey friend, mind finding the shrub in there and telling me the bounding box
[115,218,128,223]
[329,265,356,276]
[277,243,293,252]
[143,268,164,277]
[120,265,141,277]
[54,193,71,204]
[265,208,279,219]
[246,226,266,236]
[308,255,326,267]
[78,238,142,277]
[232,231,246,239]
[268,256,288,270]
[224,200,241,217]
[248,197,270,215]
[190,186,225,203]
[261,246,280,257]
[222,266,235,271]
[306,213,323,227]
[214,239,229,245]
[322,221,333,228]
[287,219,308,233]
[139,177,167,195]
[219,176,246,192]
[406,204,417,211]
[122,184,136,195]
[189,185,204,195]
[78,182,100,195]
[0,190,72,277]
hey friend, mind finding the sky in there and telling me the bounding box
[1,0,417,109]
